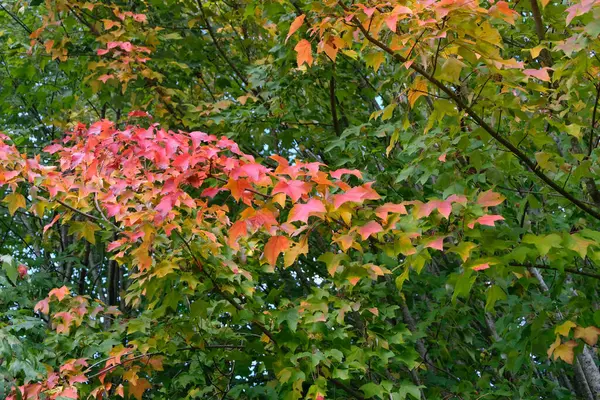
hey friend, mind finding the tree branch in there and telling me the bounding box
[342,6,600,221]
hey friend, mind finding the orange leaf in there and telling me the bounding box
[524,67,552,82]
[294,39,313,67]
[263,236,290,266]
[49,286,70,301]
[574,326,600,346]
[286,14,305,43]
[477,190,505,207]
[129,378,151,400]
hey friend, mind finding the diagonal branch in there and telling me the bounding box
[342,6,600,221]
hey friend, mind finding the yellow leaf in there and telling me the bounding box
[408,77,427,108]
[555,320,577,336]
[4,192,26,216]
[574,326,600,346]
[530,45,545,58]
[365,52,385,72]
[552,340,578,364]
[342,49,358,60]
[129,378,151,400]
[283,236,308,267]
[381,103,397,121]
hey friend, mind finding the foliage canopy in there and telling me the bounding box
[1,0,600,399]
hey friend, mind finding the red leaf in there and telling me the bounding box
[97,48,109,56]
[17,264,27,278]
[263,236,290,266]
[228,220,247,249]
[287,198,327,223]
[357,221,383,240]
[272,179,311,202]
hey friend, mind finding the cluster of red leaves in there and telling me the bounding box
[0,119,506,399]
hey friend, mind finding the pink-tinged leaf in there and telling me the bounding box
[330,168,363,180]
[97,48,109,56]
[334,234,354,251]
[119,42,133,52]
[477,190,505,207]
[438,153,447,162]
[357,4,376,17]
[97,74,114,83]
[446,194,468,205]
[156,196,175,217]
[104,203,121,218]
[473,263,490,271]
[34,298,49,314]
[357,221,383,240]
[425,237,445,251]
[375,203,407,220]
[133,13,147,23]
[288,198,326,223]
[201,187,223,198]
[566,0,596,25]
[263,236,290,266]
[43,214,61,233]
[49,286,70,301]
[468,215,504,228]
[69,374,88,385]
[286,14,306,43]
[189,131,211,149]
[385,13,399,31]
[236,162,268,182]
[524,67,552,82]
[272,179,311,203]
[333,182,380,209]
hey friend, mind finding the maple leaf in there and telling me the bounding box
[263,236,290,266]
[468,215,504,228]
[524,68,552,82]
[357,221,383,240]
[375,203,407,221]
[425,237,445,251]
[333,182,380,209]
[548,336,578,364]
[228,220,247,250]
[488,1,519,25]
[477,190,505,207]
[49,286,70,301]
[286,14,305,43]
[294,39,313,67]
[17,264,27,278]
[288,198,326,223]
[408,77,427,108]
[330,168,362,180]
[472,263,490,271]
[34,298,50,314]
[574,326,600,346]
[4,192,26,216]
[129,378,151,400]
[555,320,577,336]
[272,179,311,202]
[284,236,308,267]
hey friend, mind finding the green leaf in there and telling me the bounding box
[485,285,507,312]
[360,382,384,398]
